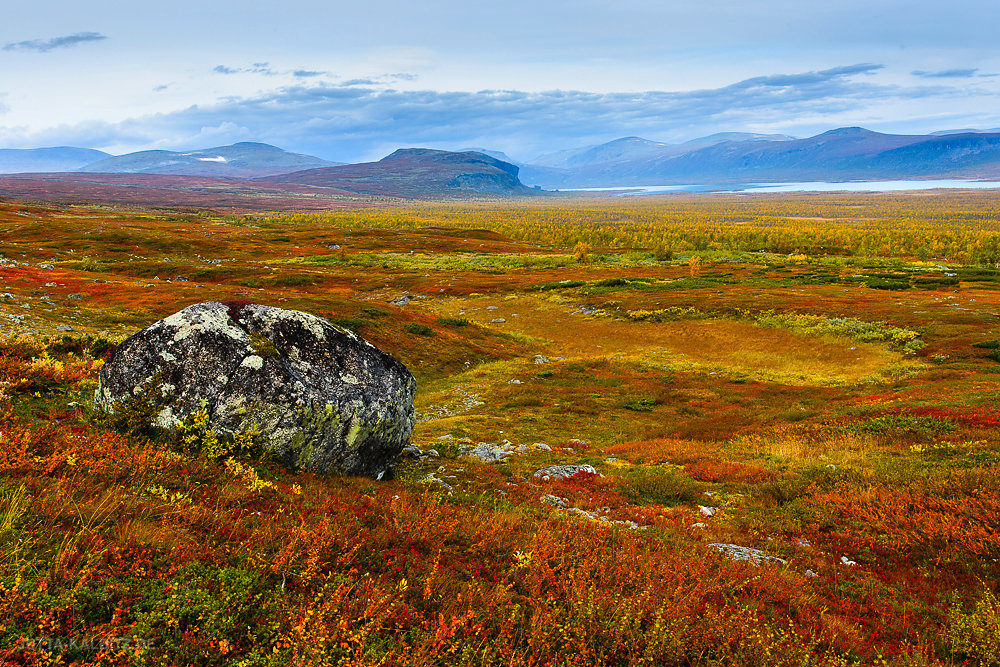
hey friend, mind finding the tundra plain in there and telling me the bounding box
[2,192,1000,665]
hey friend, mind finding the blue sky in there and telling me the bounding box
[1,0,998,162]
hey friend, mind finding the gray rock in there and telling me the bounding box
[533,355,550,364]
[462,442,512,463]
[491,318,506,323]
[389,296,410,306]
[708,543,787,566]
[94,301,416,478]
[533,464,597,481]
[56,324,75,332]
[67,294,83,301]
[540,494,569,509]
[421,473,453,493]
[37,264,54,270]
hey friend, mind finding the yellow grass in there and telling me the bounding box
[425,294,914,385]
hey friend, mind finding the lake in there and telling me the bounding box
[563,179,1000,195]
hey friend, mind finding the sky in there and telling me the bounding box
[1,0,998,162]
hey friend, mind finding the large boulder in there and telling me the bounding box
[94,301,416,477]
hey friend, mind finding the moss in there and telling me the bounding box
[248,331,279,359]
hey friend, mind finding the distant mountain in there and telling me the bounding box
[459,148,522,165]
[0,147,111,174]
[534,137,673,168]
[531,133,794,170]
[672,132,797,152]
[268,148,539,198]
[80,142,341,178]
[931,128,1000,136]
[520,127,1000,187]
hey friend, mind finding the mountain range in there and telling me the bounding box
[5,127,1000,202]
[511,128,1000,188]
[78,142,342,178]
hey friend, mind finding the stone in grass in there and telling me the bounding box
[708,543,787,566]
[94,301,416,478]
[533,464,597,481]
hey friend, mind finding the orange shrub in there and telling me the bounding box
[683,460,778,484]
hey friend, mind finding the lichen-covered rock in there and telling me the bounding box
[94,301,416,477]
[707,543,788,566]
[532,464,598,481]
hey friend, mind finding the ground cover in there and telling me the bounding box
[2,192,1000,664]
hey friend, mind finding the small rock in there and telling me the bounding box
[840,556,858,567]
[421,474,453,493]
[699,506,716,517]
[401,444,423,458]
[533,464,597,481]
[690,522,708,529]
[426,449,440,458]
[708,543,787,566]
[45,282,57,287]
[794,538,811,548]
[68,294,83,301]
[532,443,552,451]
[805,569,819,578]
[533,354,550,364]
[491,318,506,323]
[327,244,341,250]
[56,324,75,332]
[389,296,410,306]
[604,457,619,464]
[173,276,189,282]
[462,443,512,463]
[508,379,522,384]
[487,306,499,310]
[540,494,569,509]
[37,264,54,270]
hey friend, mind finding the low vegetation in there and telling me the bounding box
[2,192,1000,664]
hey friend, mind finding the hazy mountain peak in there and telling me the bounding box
[0,146,111,174]
[79,142,341,177]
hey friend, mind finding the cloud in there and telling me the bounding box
[3,32,107,52]
[213,62,276,75]
[293,70,326,78]
[5,63,971,161]
[912,68,979,79]
[153,84,171,92]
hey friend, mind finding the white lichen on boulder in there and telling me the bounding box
[94,301,416,477]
